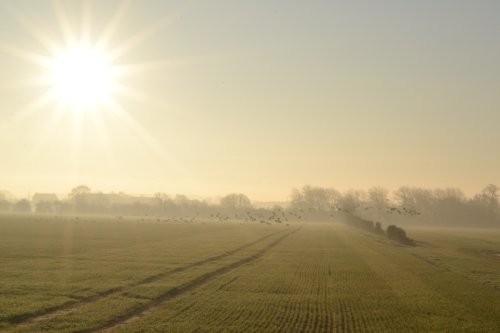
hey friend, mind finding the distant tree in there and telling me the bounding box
[87,192,110,214]
[36,201,54,214]
[393,187,417,210]
[154,192,172,214]
[290,186,340,213]
[393,186,433,216]
[53,200,71,214]
[483,183,499,198]
[433,188,465,209]
[481,184,499,211]
[69,185,91,198]
[13,199,31,213]
[290,188,305,210]
[368,187,389,211]
[422,188,466,225]
[337,190,365,214]
[155,192,169,205]
[221,193,252,210]
[303,186,335,212]
[69,185,91,213]
[0,199,10,212]
[174,194,190,206]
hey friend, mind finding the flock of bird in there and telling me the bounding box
[105,204,420,225]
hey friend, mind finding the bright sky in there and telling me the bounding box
[0,0,499,201]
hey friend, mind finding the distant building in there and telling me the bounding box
[32,193,58,205]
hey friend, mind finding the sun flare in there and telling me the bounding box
[49,45,113,109]
[0,0,184,179]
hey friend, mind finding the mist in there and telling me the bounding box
[1,183,499,228]
[1,1,500,331]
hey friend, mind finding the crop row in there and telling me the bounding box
[118,224,500,333]
[6,226,295,332]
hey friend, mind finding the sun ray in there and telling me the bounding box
[107,21,164,61]
[102,97,167,156]
[112,50,248,78]
[11,89,58,122]
[87,107,118,168]
[51,0,76,47]
[110,81,176,110]
[95,0,132,51]
[101,97,189,175]
[69,105,84,182]
[100,2,188,61]
[7,5,61,56]
[81,0,93,44]
[32,102,67,150]
[111,56,207,76]
[0,76,51,90]
[1,0,201,190]
[0,42,52,67]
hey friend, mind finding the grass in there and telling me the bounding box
[0,214,499,332]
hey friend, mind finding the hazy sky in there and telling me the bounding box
[0,0,499,201]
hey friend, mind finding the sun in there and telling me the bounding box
[0,1,190,120]
[0,0,191,176]
[49,45,113,109]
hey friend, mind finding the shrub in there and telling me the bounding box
[374,222,384,235]
[386,225,415,245]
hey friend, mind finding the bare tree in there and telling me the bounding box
[13,199,31,213]
[69,185,91,198]
[368,187,389,211]
[289,186,339,213]
[221,193,252,210]
[477,184,499,212]
[338,190,365,214]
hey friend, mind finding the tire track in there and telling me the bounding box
[10,229,286,327]
[80,228,300,333]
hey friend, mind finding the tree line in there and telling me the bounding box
[0,186,256,219]
[289,184,500,227]
[0,184,499,227]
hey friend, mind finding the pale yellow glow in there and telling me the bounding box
[0,1,190,194]
[49,45,113,109]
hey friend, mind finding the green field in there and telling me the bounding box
[0,214,499,332]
